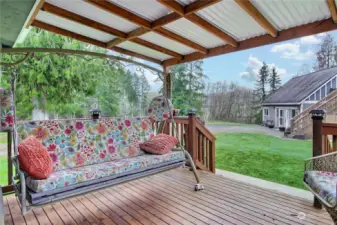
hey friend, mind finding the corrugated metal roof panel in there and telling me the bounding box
[196,0,266,41]
[36,11,115,43]
[251,0,331,30]
[46,0,138,33]
[117,41,172,60]
[164,18,226,48]
[109,0,172,21]
[139,32,196,55]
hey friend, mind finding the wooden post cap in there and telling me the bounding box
[310,109,326,120]
[187,109,197,115]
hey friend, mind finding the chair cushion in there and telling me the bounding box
[304,171,337,206]
[18,136,53,179]
[26,151,185,193]
[140,134,178,155]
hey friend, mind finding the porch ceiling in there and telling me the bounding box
[3,0,337,66]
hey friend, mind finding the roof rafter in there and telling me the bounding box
[163,18,337,66]
[156,0,237,47]
[25,0,46,28]
[327,0,337,23]
[32,20,162,64]
[85,0,211,53]
[234,0,278,37]
[41,2,183,59]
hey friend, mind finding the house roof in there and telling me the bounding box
[2,0,337,66]
[263,67,337,105]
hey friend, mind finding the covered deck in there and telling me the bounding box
[4,168,330,225]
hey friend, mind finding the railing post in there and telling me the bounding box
[188,110,197,164]
[310,109,325,209]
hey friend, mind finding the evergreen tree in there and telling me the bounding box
[269,67,281,94]
[255,62,269,102]
[139,73,151,115]
[170,60,207,115]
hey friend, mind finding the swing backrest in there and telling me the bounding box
[16,117,154,171]
[148,96,173,122]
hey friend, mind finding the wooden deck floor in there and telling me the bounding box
[4,168,332,225]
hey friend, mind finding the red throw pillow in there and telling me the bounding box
[140,133,178,155]
[18,136,53,179]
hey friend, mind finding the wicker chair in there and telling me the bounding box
[303,152,337,223]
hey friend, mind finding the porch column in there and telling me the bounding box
[163,66,172,99]
[310,109,325,209]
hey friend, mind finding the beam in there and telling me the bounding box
[86,0,213,53]
[32,20,162,64]
[327,0,337,23]
[155,28,208,54]
[235,0,278,37]
[185,0,221,15]
[41,2,181,59]
[41,2,127,38]
[157,0,237,47]
[132,38,183,59]
[186,14,237,47]
[85,0,151,29]
[162,18,337,66]
[25,0,45,28]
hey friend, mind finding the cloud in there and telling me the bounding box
[240,55,287,82]
[317,33,327,37]
[271,43,314,60]
[300,35,321,45]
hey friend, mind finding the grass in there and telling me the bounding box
[0,156,8,186]
[0,133,7,144]
[215,133,312,189]
[207,121,256,126]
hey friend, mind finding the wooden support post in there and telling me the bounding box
[188,110,197,164]
[163,66,172,100]
[310,109,325,209]
[7,130,12,185]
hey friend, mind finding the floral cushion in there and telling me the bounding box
[26,151,185,193]
[17,117,154,171]
[0,88,14,131]
[304,171,337,206]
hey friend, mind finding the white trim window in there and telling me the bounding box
[279,109,284,127]
[264,108,268,116]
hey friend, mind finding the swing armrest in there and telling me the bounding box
[305,151,337,172]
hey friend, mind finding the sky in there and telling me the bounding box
[143,30,337,92]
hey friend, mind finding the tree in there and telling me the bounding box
[139,73,151,115]
[0,28,146,119]
[170,60,207,115]
[269,67,281,94]
[313,34,336,71]
[255,62,269,102]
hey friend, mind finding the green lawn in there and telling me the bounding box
[215,133,311,189]
[0,133,7,144]
[0,156,8,186]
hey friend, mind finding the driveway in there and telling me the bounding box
[206,123,284,138]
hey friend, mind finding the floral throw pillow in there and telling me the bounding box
[140,133,178,155]
[18,136,53,179]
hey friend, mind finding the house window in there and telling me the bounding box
[333,77,337,89]
[291,109,296,118]
[315,90,320,100]
[321,86,326,98]
[327,81,332,93]
[279,109,284,126]
[310,94,315,101]
[264,108,268,116]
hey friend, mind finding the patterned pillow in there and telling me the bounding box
[18,136,53,179]
[140,133,178,155]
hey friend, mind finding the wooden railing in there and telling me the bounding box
[321,123,337,154]
[153,114,216,173]
[292,89,337,138]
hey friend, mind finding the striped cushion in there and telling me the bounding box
[140,134,178,155]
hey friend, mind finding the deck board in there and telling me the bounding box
[4,168,332,225]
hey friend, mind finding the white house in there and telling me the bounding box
[262,67,337,129]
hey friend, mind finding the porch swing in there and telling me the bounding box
[0,50,203,215]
